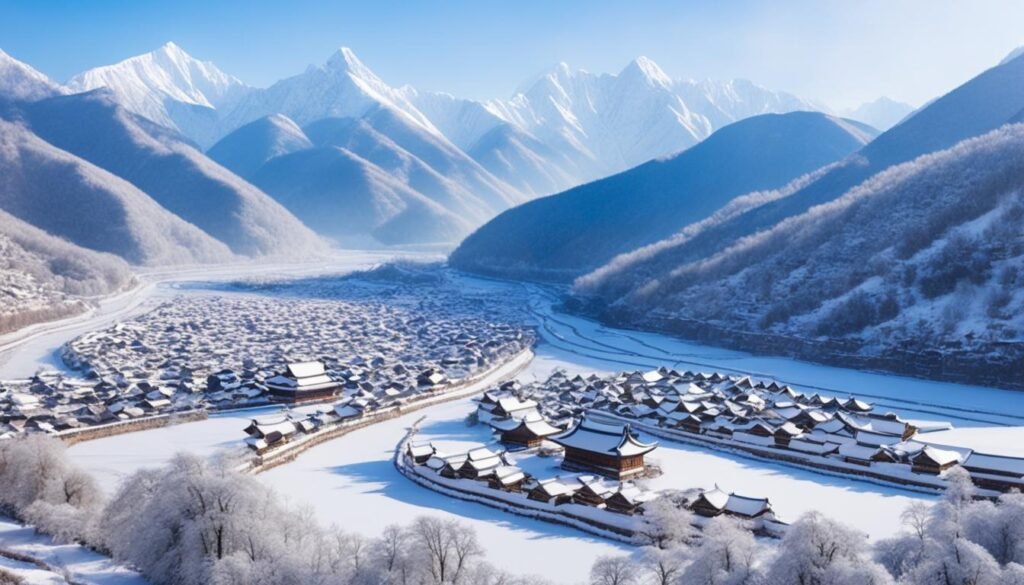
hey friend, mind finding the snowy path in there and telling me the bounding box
[0,518,148,585]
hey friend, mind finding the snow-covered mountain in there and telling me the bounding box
[450,112,875,282]
[0,208,133,334]
[0,118,233,265]
[249,146,471,246]
[578,46,1024,306]
[20,90,326,257]
[68,44,821,203]
[842,97,914,131]
[217,47,440,143]
[207,114,313,178]
[0,48,66,102]
[67,42,251,147]
[575,123,1024,369]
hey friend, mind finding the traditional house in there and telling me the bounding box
[604,483,647,515]
[528,477,580,505]
[911,446,961,475]
[690,487,730,517]
[265,361,340,403]
[490,413,562,448]
[243,416,298,451]
[460,447,504,479]
[407,442,435,464]
[488,466,526,492]
[961,452,1024,491]
[552,416,658,479]
[490,397,539,419]
[573,476,615,507]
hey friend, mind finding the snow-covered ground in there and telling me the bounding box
[10,267,1024,583]
[0,517,147,585]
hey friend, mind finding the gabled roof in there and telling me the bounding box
[287,361,327,379]
[552,416,657,457]
[962,452,1024,477]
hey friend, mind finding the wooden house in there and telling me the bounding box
[490,413,562,448]
[605,484,646,515]
[911,446,961,475]
[265,361,340,403]
[488,466,526,492]
[552,416,657,479]
[528,477,580,505]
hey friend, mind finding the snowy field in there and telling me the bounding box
[6,267,1024,583]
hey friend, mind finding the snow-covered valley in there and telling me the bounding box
[1,262,1018,583]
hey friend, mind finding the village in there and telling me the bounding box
[0,270,534,439]
[466,368,1024,496]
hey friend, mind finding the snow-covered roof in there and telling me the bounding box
[552,416,657,457]
[725,494,771,517]
[287,361,327,379]
[915,445,961,466]
[963,452,1024,477]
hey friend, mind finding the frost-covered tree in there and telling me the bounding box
[590,555,639,585]
[0,434,100,543]
[638,545,687,585]
[636,497,697,548]
[765,511,887,585]
[681,516,760,585]
[409,516,484,585]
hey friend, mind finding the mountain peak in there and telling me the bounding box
[0,47,65,101]
[620,56,673,87]
[326,46,369,73]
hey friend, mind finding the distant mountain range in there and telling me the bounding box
[558,49,1024,384]
[450,112,876,281]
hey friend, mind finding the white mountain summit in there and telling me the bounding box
[67,41,251,145]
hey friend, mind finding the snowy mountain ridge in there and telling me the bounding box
[67,42,251,144]
[68,44,823,198]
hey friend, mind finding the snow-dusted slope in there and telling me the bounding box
[250,146,470,245]
[21,90,326,257]
[67,42,251,147]
[0,118,233,265]
[0,209,133,333]
[207,113,313,178]
[0,48,65,102]
[579,48,1024,302]
[450,112,874,282]
[303,114,499,226]
[842,97,914,131]
[577,124,1024,364]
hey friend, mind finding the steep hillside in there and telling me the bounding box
[0,209,133,334]
[574,124,1024,383]
[581,50,1024,301]
[21,90,325,257]
[207,114,312,178]
[450,112,874,282]
[305,109,516,223]
[250,146,470,246]
[0,119,233,265]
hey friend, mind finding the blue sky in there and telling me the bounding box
[1,0,1022,109]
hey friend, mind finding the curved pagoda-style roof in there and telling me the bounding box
[552,416,657,457]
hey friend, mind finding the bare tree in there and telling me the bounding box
[590,555,638,585]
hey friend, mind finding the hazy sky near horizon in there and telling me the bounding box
[1,0,1021,110]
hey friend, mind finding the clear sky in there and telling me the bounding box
[1,0,1022,110]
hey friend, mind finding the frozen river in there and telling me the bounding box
[4,264,1024,583]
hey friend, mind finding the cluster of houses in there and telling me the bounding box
[480,369,1024,493]
[404,439,778,527]
[3,286,532,438]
